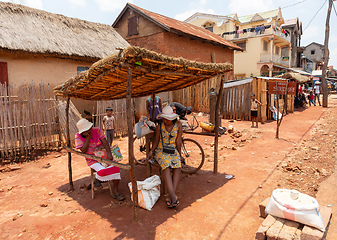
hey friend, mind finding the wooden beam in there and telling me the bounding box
[64,146,132,170]
[214,75,225,173]
[66,97,74,192]
[126,67,138,221]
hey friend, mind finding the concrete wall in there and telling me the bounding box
[303,44,324,63]
[0,50,96,116]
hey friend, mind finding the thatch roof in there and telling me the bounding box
[54,46,233,100]
[276,72,309,83]
[0,2,129,60]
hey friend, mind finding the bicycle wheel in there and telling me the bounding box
[133,136,147,165]
[181,138,205,174]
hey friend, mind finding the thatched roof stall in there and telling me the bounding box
[0,2,129,60]
[55,46,232,220]
[55,46,232,99]
[275,72,310,84]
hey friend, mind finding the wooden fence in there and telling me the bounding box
[0,83,59,162]
[222,80,252,121]
[172,75,225,113]
[96,99,133,137]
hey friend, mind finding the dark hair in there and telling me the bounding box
[106,107,113,112]
[251,93,255,96]
[172,119,178,124]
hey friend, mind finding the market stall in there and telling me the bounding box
[54,46,233,219]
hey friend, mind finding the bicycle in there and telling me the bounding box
[133,116,205,174]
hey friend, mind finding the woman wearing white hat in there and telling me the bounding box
[148,106,183,208]
[75,118,124,201]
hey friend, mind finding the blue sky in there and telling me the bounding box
[3,0,337,68]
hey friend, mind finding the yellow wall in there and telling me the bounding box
[0,51,95,115]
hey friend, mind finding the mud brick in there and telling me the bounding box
[277,219,300,240]
[301,206,332,240]
[293,228,302,240]
[259,197,270,218]
[255,214,277,240]
[266,217,285,240]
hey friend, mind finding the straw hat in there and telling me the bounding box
[315,81,321,85]
[77,118,93,134]
[157,106,178,120]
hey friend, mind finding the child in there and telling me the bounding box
[251,93,261,128]
[102,107,116,146]
[308,91,316,106]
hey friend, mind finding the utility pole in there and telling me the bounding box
[321,0,333,107]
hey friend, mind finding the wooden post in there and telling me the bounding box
[126,67,138,221]
[214,75,224,173]
[66,96,74,192]
[321,0,333,107]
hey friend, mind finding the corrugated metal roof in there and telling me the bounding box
[226,9,279,23]
[124,4,242,51]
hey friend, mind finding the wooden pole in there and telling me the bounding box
[214,75,225,173]
[126,67,138,221]
[321,0,333,107]
[66,97,74,192]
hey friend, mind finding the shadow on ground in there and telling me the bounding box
[58,164,232,240]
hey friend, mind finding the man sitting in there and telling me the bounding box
[169,102,192,120]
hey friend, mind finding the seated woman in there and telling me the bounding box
[148,106,183,208]
[75,118,124,201]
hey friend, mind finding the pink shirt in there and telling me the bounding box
[75,127,105,166]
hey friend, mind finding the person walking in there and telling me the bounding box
[314,82,321,106]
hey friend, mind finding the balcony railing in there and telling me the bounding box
[260,53,290,66]
[224,28,290,43]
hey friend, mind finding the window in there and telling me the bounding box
[205,26,213,32]
[0,62,8,85]
[77,66,89,74]
[263,41,269,51]
[311,50,315,55]
[236,42,247,51]
[128,16,139,36]
[275,46,280,55]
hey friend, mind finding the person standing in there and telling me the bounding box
[308,91,316,106]
[146,95,162,123]
[314,82,321,106]
[251,93,261,128]
[102,107,116,146]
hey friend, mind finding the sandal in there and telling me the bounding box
[171,199,180,208]
[113,193,125,201]
[166,200,173,208]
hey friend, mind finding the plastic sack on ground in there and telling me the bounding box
[269,106,282,121]
[128,175,161,211]
[265,189,325,231]
[134,116,155,139]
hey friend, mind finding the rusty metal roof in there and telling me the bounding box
[113,3,242,51]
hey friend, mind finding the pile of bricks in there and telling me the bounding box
[255,197,332,240]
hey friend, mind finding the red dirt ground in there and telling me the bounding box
[1,96,336,240]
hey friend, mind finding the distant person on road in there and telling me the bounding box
[314,82,321,106]
[251,93,261,128]
[146,95,162,123]
[308,91,316,106]
[169,102,192,120]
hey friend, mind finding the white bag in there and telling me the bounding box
[134,116,155,139]
[128,175,161,211]
[265,189,325,231]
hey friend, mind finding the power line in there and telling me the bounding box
[333,1,337,17]
[282,0,309,9]
[303,0,328,32]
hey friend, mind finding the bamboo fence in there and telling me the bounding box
[0,83,59,162]
[96,99,133,137]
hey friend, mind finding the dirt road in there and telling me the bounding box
[1,96,336,240]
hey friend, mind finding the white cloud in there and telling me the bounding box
[199,0,207,6]
[175,8,215,21]
[94,0,132,12]
[228,0,273,16]
[68,0,86,7]
[4,0,43,9]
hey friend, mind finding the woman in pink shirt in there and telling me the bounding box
[75,118,124,201]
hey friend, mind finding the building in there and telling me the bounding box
[302,42,325,70]
[112,3,242,113]
[0,2,129,112]
[185,8,302,79]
